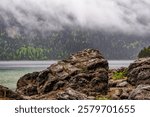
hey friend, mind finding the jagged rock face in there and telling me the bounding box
[127,58,150,86]
[128,84,150,100]
[16,49,108,99]
[0,85,23,100]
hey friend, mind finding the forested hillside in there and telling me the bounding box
[0,25,149,60]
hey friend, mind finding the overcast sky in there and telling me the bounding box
[0,0,150,35]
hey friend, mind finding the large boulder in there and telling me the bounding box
[0,85,23,100]
[127,57,150,86]
[16,49,109,99]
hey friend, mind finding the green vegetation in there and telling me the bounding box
[138,46,150,58]
[0,29,89,60]
[15,46,48,60]
[0,31,51,60]
[112,69,127,80]
[0,27,146,60]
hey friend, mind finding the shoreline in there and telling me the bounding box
[0,49,150,100]
[0,60,133,68]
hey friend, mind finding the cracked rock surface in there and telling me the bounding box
[16,49,109,99]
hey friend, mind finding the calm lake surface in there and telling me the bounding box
[0,60,133,90]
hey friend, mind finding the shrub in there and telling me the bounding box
[112,69,127,80]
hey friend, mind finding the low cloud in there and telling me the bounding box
[0,0,150,36]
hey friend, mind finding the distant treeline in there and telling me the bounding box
[0,27,149,60]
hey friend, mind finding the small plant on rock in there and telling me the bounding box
[112,68,127,80]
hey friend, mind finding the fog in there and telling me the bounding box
[0,0,150,36]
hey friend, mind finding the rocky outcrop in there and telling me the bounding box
[16,49,109,99]
[16,72,39,96]
[108,69,134,100]
[2,49,150,100]
[127,58,150,100]
[56,88,95,100]
[22,88,94,100]
[0,85,23,100]
[129,84,150,100]
[127,58,150,86]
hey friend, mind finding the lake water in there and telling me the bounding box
[0,60,133,90]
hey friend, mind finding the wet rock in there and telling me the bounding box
[0,85,23,100]
[16,49,109,99]
[128,84,150,100]
[127,58,150,85]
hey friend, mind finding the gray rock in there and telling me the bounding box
[116,81,128,87]
[128,84,150,100]
[127,57,150,85]
[56,88,88,100]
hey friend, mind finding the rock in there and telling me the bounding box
[16,49,109,99]
[116,81,128,87]
[108,86,134,100]
[17,72,39,96]
[128,84,150,100]
[56,88,88,100]
[127,58,150,85]
[120,90,129,99]
[108,67,135,100]
[108,88,122,100]
[0,85,23,100]
[109,79,129,87]
[24,88,95,100]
